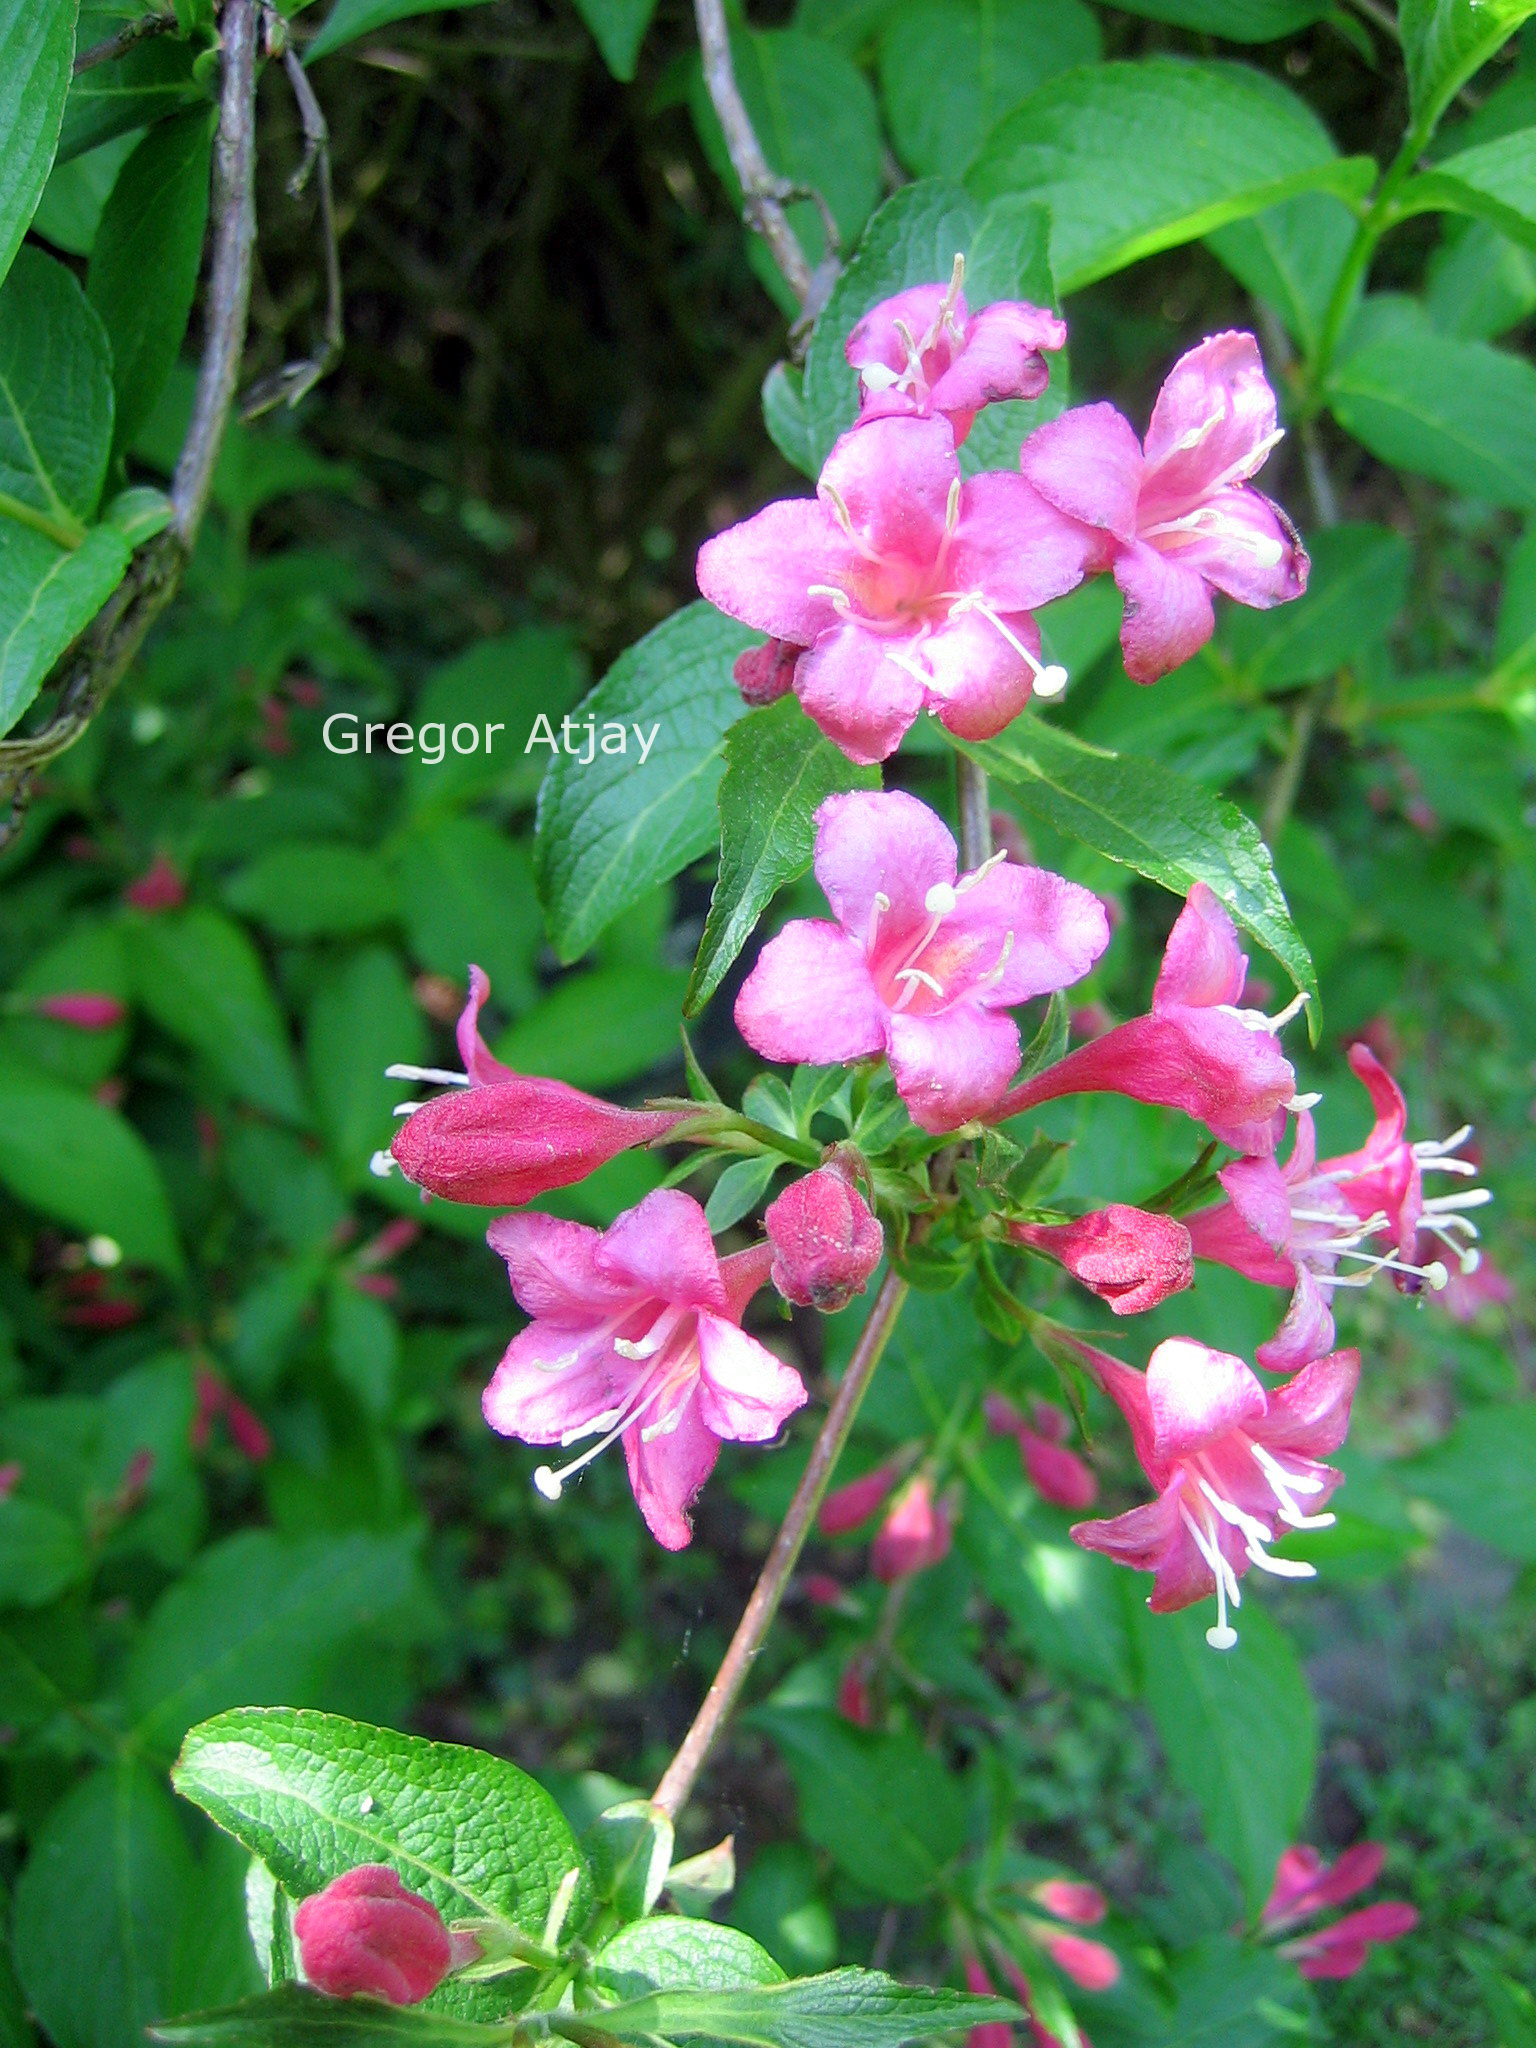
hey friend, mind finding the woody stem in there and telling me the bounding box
[651,1268,910,1821]
[956,755,993,868]
[692,0,812,307]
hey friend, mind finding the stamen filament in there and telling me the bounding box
[385,1063,471,1086]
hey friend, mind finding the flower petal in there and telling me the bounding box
[599,1189,728,1314]
[813,787,957,936]
[1146,1337,1267,1462]
[887,1003,1020,1132]
[457,964,516,1083]
[1071,1491,1181,1574]
[697,498,859,644]
[486,1211,625,1321]
[943,861,1110,1006]
[623,1391,721,1551]
[735,919,889,1066]
[819,414,957,565]
[948,471,1096,612]
[845,284,959,383]
[1257,1347,1360,1457]
[1019,401,1144,541]
[1255,1266,1337,1374]
[922,606,1039,742]
[481,1323,628,1443]
[1115,540,1217,684]
[934,300,1066,415]
[1142,330,1280,508]
[793,621,927,764]
[696,1313,808,1441]
[1155,883,1249,1009]
[1163,486,1308,609]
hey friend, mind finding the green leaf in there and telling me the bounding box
[130,907,309,1124]
[952,718,1319,1027]
[303,0,497,64]
[491,963,686,1090]
[0,1497,89,1607]
[173,1707,589,2023]
[0,1056,182,1272]
[762,361,816,480]
[30,127,138,258]
[1104,0,1324,35]
[225,842,399,940]
[395,816,543,1015]
[534,602,757,963]
[583,1800,674,1922]
[1405,126,1536,255]
[0,0,79,290]
[152,1985,501,2048]
[0,245,114,547]
[755,1709,969,1902]
[802,178,978,466]
[305,945,425,1188]
[570,0,657,80]
[704,1154,782,1233]
[966,58,1373,292]
[1402,1402,1536,1561]
[326,1277,400,1417]
[0,517,129,737]
[689,30,885,275]
[403,626,587,817]
[574,1967,1012,2047]
[1461,1945,1536,2048]
[1205,191,1357,357]
[1426,217,1536,341]
[594,1918,784,2000]
[1134,1603,1316,1916]
[1328,303,1536,508]
[878,0,1100,180]
[953,195,1069,474]
[687,697,877,1016]
[58,25,205,163]
[87,106,213,459]
[1221,522,1411,690]
[125,1528,424,1752]
[1400,0,1536,142]
[1388,709,1526,842]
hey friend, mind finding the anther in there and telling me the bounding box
[369,1150,397,1178]
[385,1063,471,1086]
[924,882,958,915]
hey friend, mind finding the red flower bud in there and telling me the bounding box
[819,1458,903,1536]
[294,1866,472,2005]
[800,1571,846,1606]
[871,1475,951,1583]
[1011,1205,1192,1316]
[123,855,185,912]
[734,638,803,706]
[764,1164,883,1311]
[33,993,126,1031]
[1031,1878,1107,1926]
[836,1655,874,1727]
[984,1393,1098,1511]
[1040,1930,1119,1992]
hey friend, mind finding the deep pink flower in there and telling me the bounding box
[697,415,1094,763]
[32,993,126,1030]
[765,1161,883,1311]
[1184,1044,1488,1370]
[1070,1335,1358,1648]
[736,791,1109,1134]
[964,1956,1013,2048]
[871,1473,951,1582]
[819,1457,905,1535]
[1000,885,1301,1155]
[123,855,185,912]
[1020,331,1307,683]
[482,1189,804,1550]
[984,1393,1097,1510]
[1039,1931,1119,1992]
[388,967,689,1206]
[1031,1879,1107,1927]
[846,262,1066,444]
[294,1865,477,2004]
[1011,1204,1193,1316]
[1261,1843,1418,1981]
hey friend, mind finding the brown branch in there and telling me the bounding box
[652,1269,910,1821]
[691,0,813,309]
[74,9,176,73]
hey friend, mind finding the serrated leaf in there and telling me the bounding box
[152,1984,502,2048]
[0,0,79,291]
[1206,191,1357,357]
[173,1708,589,2023]
[0,1056,182,1271]
[582,1800,674,1922]
[967,58,1373,292]
[951,719,1319,1029]
[534,602,757,963]
[1400,0,1536,141]
[574,1967,1012,2047]
[687,697,877,1015]
[1134,1604,1316,1917]
[594,1917,782,2000]
[0,245,113,545]
[88,106,213,458]
[762,361,815,479]
[0,517,129,736]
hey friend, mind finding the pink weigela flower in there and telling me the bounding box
[736,790,1109,1134]
[1010,1204,1193,1316]
[846,259,1067,444]
[294,1866,478,2005]
[984,1392,1098,1511]
[1020,331,1308,683]
[697,414,1094,764]
[1001,884,1302,1156]
[1261,1843,1418,1980]
[1071,1335,1358,1649]
[871,1472,952,1582]
[482,1189,804,1550]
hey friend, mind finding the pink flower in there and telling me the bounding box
[697,414,1094,763]
[1040,1931,1119,1993]
[1020,331,1307,683]
[294,1865,477,2004]
[123,854,186,912]
[964,1956,1013,2048]
[819,1457,905,1535]
[1261,1843,1418,1981]
[846,261,1066,444]
[388,967,689,1206]
[1011,1204,1193,1315]
[765,1161,883,1311]
[984,1393,1098,1510]
[482,1189,805,1550]
[1184,1044,1488,1370]
[871,1473,951,1582]
[32,993,126,1031]
[1070,1335,1358,1649]
[736,791,1109,1134]
[1000,885,1301,1156]
[1030,1879,1107,1927]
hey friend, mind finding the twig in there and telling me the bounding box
[1340,0,1399,37]
[691,0,813,308]
[73,9,175,73]
[652,1269,910,1820]
[1261,688,1322,849]
[956,756,993,870]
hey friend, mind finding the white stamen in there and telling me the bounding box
[1244,1545,1316,1579]
[1180,1502,1242,1649]
[385,1063,471,1086]
[807,582,854,615]
[1196,1477,1274,1548]
[980,930,1016,987]
[1421,1187,1493,1213]
[956,848,1008,892]
[894,966,945,998]
[1414,1124,1474,1158]
[1033,664,1069,698]
[948,593,1069,695]
[1286,1092,1324,1112]
[392,1100,427,1116]
[533,1465,563,1500]
[925,881,958,915]
[822,484,855,538]
[859,361,902,393]
[369,1150,397,1178]
[944,477,961,534]
[530,1367,684,1500]
[613,1338,651,1359]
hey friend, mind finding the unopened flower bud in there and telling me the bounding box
[123,855,185,912]
[33,993,126,1031]
[836,1655,874,1727]
[871,1474,951,1583]
[963,1955,1012,2048]
[984,1393,1099,1511]
[819,1458,903,1536]
[295,1865,476,2005]
[392,1077,687,1207]
[1031,1878,1107,1925]
[1011,1205,1193,1315]
[764,1163,883,1312]
[734,637,803,706]
[1039,1929,1119,1992]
